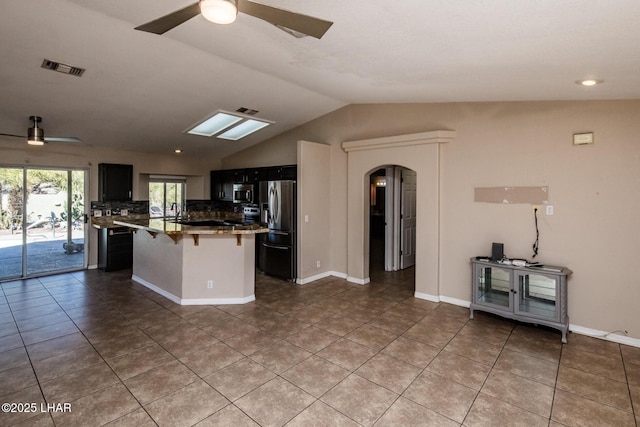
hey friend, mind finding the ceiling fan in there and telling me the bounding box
[0,116,82,146]
[135,0,333,39]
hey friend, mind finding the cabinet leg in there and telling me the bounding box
[469,308,474,320]
[561,329,568,344]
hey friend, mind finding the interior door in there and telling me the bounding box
[400,168,416,269]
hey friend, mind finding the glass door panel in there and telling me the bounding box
[149,179,185,217]
[0,168,25,280]
[0,166,86,280]
[25,169,86,276]
[516,273,558,320]
[476,265,511,309]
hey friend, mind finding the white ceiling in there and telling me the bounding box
[1,0,639,157]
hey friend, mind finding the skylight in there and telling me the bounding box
[187,112,242,137]
[186,110,272,140]
[217,119,270,141]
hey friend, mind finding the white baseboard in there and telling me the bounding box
[569,324,640,348]
[297,271,332,285]
[414,292,440,302]
[181,295,256,305]
[347,276,370,285]
[132,275,181,304]
[131,275,255,306]
[440,295,471,308]
[413,293,640,348]
[297,271,348,285]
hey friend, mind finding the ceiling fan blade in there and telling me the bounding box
[135,2,201,35]
[238,0,333,39]
[0,132,25,139]
[45,137,82,144]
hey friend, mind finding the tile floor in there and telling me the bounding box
[0,267,639,426]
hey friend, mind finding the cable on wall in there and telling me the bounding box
[532,207,539,258]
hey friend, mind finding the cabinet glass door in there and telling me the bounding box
[515,272,558,320]
[476,265,512,309]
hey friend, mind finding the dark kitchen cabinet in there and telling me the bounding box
[211,165,297,201]
[210,170,234,201]
[99,163,132,202]
[236,168,267,183]
[268,165,297,180]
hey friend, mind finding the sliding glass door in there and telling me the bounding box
[0,167,87,280]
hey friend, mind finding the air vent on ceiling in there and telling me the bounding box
[236,107,259,116]
[41,59,86,77]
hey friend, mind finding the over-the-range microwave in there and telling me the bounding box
[233,183,254,203]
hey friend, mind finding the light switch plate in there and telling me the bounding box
[546,205,554,215]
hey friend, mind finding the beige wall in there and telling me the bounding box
[223,100,640,342]
[3,100,639,342]
[0,140,220,267]
[297,140,332,282]
[132,231,256,302]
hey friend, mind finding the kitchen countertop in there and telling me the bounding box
[112,217,268,236]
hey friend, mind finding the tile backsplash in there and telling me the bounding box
[90,200,149,216]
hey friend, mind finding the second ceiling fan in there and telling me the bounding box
[135,0,333,39]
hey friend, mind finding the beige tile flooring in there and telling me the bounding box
[1,267,639,426]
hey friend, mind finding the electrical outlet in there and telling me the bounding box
[546,205,554,215]
[316,260,321,268]
[207,280,213,289]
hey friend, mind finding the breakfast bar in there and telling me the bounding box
[113,217,268,305]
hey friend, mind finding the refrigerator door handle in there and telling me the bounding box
[262,243,289,250]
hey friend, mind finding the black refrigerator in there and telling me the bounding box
[258,180,296,281]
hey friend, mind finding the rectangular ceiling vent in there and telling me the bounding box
[236,107,259,116]
[41,59,85,77]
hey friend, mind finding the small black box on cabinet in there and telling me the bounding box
[491,243,504,261]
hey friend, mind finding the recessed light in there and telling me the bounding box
[576,79,603,86]
[174,149,182,154]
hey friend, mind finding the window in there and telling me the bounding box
[149,176,185,217]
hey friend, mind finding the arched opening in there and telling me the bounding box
[368,165,417,294]
[342,130,455,300]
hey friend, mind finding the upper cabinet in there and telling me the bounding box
[99,163,133,202]
[235,168,268,183]
[269,165,297,180]
[211,165,297,202]
[210,170,235,202]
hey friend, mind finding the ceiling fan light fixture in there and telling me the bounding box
[27,116,46,145]
[576,79,603,86]
[200,0,238,25]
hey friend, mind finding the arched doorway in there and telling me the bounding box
[368,165,417,291]
[342,130,455,300]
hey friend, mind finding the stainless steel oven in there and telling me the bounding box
[233,184,254,203]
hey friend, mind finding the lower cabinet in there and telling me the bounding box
[98,227,133,272]
[469,258,572,343]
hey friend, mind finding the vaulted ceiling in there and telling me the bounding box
[1,1,639,157]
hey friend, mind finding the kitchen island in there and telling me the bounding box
[112,217,268,305]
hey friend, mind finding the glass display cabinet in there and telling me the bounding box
[470,258,572,343]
